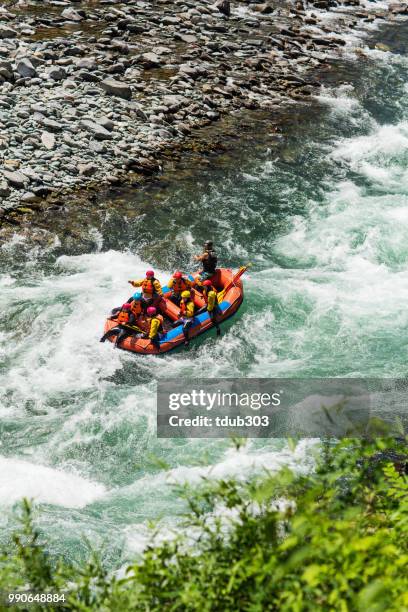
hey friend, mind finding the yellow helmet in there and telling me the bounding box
[181,290,191,299]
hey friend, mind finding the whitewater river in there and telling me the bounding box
[1,20,408,567]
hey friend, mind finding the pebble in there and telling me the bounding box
[0,0,393,217]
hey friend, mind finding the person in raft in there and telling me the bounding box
[201,279,221,336]
[194,240,218,283]
[128,269,163,308]
[167,271,193,305]
[141,306,164,349]
[173,290,195,346]
[100,303,138,347]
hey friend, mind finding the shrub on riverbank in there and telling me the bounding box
[1,437,408,611]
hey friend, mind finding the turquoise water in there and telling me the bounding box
[1,24,408,567]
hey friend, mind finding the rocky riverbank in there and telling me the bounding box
[0,0,406,230]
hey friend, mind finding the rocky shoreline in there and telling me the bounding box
[0,0,406,231]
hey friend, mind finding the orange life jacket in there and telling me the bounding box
[142,277,156,295]
[172,277,190,293]
[117,310,130,324]
[130,300,142,316]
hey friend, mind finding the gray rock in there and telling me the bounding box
[95,117,114,132]
[61,7,84,21]
[0,26,17,39]
[139,52,162,68]
[78,162,98,176]
[20,192,40,203]
[45,66,67,81]
[100,78,132,100]
[79,119,112,140]
[41,131,55,150]
[42,118,63,132]
[90,140,106,154]
[76,70,100,83]
[3,170,29,189]
[215,0,231,16]
[0,180,10,197]
[176,34,198,44]
[17,59,38,79]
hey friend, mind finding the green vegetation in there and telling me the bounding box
[1,438,408,611]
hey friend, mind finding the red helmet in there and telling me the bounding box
[146,270,154,277]
[146,306,156,316]
[122,303,131,310]
[203,280,212,287]
[173,271,182,279]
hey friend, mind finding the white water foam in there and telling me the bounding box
[0,457,105,508]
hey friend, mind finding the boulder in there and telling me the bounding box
[3,170,29,189]
[17,58,38,79]
[138,52,162,69]
[0,180,10,197]
[0,26,17,39]
[80,119,112,140]
[100,78,132,100]
[126,157,160,175]
[95,117,114,132]
[42,118,63,132]
[45,66,66,81]
[61,7,84,21]
[78,162,98,176]
[215,0,231,17]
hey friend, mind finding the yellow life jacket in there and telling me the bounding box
[180,300,194,318]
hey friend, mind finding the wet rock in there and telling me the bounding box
[100,77,132,100]
[126,157,160,175]
[139,52,162,69]
[253,3,274,13]
[3,170,29,189]
[17,58,38,79]
[79,119,113,140]
[61,7,84,21]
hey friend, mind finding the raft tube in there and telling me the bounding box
[103,268,244,354]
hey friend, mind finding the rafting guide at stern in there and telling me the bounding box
[100,240,249,354]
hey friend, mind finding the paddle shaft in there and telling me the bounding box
[217,265,249,302]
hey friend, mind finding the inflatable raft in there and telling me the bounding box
[103,267,245,354]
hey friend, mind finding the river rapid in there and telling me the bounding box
[1,18,408,568]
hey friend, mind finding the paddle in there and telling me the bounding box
[217,264,250,303]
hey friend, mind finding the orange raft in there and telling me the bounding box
[103,268,244,354]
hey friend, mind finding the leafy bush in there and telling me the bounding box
[1,437,408,611]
